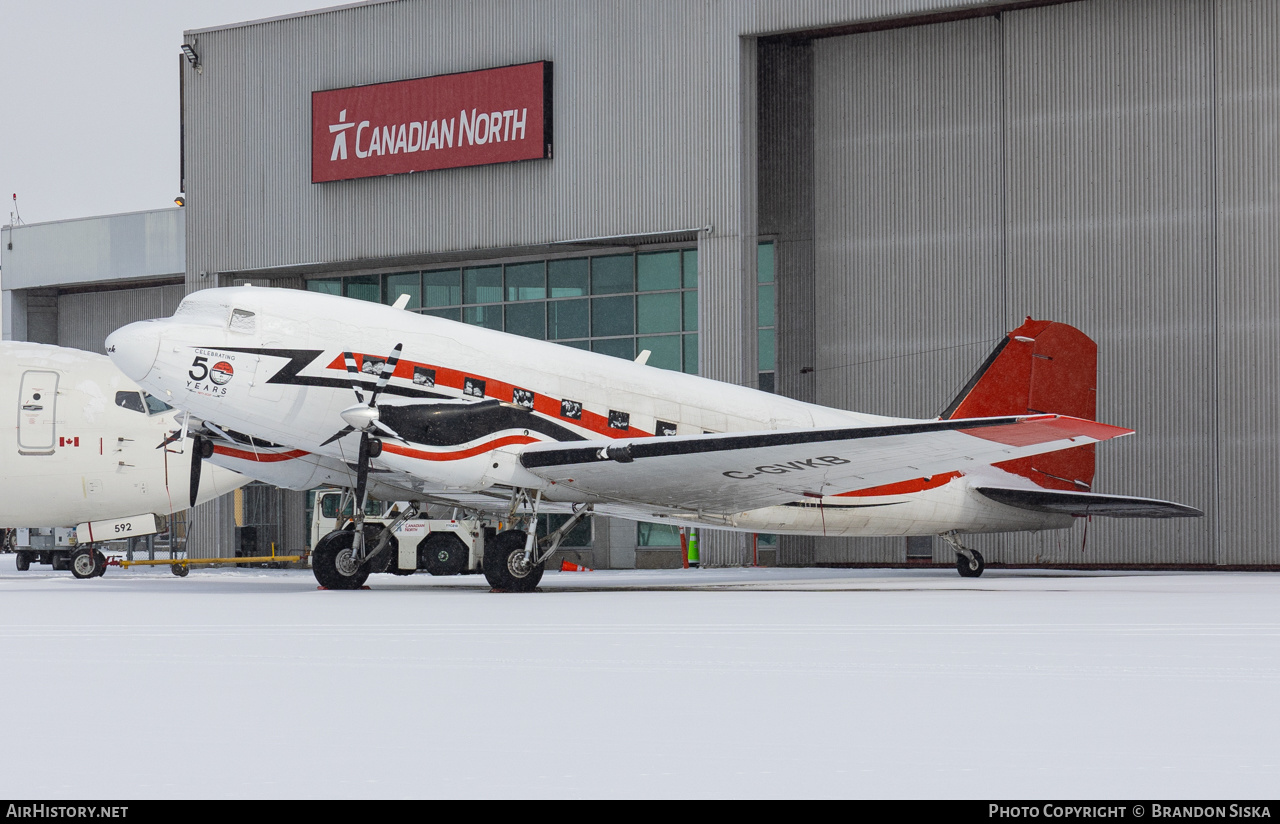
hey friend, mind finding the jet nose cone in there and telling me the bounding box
[106,321,161,382]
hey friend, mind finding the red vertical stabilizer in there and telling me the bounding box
[941,318,1098,492]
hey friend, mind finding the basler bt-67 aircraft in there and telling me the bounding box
[105,286,1200,591]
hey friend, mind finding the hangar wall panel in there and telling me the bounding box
[57,284,187,355]
[1213,0,1280,565]
[993,0,1215,565]
[812,17,1005,563]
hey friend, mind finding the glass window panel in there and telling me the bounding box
[505,261,546,301]
[758,327,775,372]
[556,339,590,351]
[547,299,589,340]
[548,258,589,297]
[637,522,682,547]
[758,372,775,394]
[463,305,502,331]
[505,301,546,340]
[463,265,502,304]
[636,251,681,291]
[758,283,775,328]
[345,275,380,303]
[385,272,421,308]
[307,278,342,295]
[591,254,633,294]
[539,514,593,547]
[423,269,461,307]
[683,334,698,374]
[591,337,635,360]
[757,241,775,283]
[637,335,681,372]
[636,292,681,334]
[591,295,634,337]
[682,249,698,288]
[422,307,461,322]
[682,290,698,332]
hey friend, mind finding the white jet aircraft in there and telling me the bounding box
[1,342,249,577]
[105,287,1200,591]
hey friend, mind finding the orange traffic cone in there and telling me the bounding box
[560,559,594,572]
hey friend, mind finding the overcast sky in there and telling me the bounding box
[1,0,331,226]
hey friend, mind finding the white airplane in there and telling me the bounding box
[105,286,1200,591]
[1,341,249,578]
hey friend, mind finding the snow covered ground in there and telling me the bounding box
[1,556,1278,799]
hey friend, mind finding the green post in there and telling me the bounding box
[687,529,699,568]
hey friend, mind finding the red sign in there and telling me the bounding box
[312,61,552,183]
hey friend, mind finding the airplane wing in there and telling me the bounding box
[975,487,1202,518]
[519,414,1132,515]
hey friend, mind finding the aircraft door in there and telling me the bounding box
[18,370,58,455]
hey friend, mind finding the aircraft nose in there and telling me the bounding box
[105,321,161,382]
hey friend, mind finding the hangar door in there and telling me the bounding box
[57,283,187,355]
[810,0,1215,565]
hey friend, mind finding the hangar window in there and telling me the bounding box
[305,246,701,374]
[757,241,776,393]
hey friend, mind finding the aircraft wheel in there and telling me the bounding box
[14,552,30,571]
[71,548,100,579]
[92,549,107,577]
[483,529,544,592]
[171,563,190,577]
[312,530,371,590]
[956,549,985,578]
[420,532,467,576]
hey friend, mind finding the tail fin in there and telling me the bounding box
[942,318,1098,492]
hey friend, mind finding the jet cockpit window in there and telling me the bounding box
[142,393,173,415]
[229,308,257,333]
[115,391,146,414]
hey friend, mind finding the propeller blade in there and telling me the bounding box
[320,425,356,447]
[189,435,205,508]
[342,351,365,403]
[366,343,403,408]
[372,418,405,442]
[354,432,372,514]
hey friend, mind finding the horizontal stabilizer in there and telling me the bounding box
[976,487,1203,519]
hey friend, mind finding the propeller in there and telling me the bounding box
[319,344,405,521]
[155,412,210,508]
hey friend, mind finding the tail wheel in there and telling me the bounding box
[312,530,371,590]
[956,549,985,578]
[483,529,544,593]
[420,532,467,576]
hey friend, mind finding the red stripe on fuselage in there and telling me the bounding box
[213,445,310,463]
[834,471,963,498]
[381,435,538,461]
[325,351,651,439]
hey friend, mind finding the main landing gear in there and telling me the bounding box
[940,532,985,578]
[312,521,399,590]
[480,492,591,593]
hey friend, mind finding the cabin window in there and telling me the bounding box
[143,393,173,415]
[229,308,256,333]
[115,391,146,414]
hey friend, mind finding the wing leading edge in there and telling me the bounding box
[518,414,1132,515]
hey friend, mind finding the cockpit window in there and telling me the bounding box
[115,391,146,414]
[229,308,256,333]
[142,393,173,415]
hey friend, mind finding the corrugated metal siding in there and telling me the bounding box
[813,17,1005,563]
[1213,0,1280,565]
[995,0,1215,565]
[57,284,186,355]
